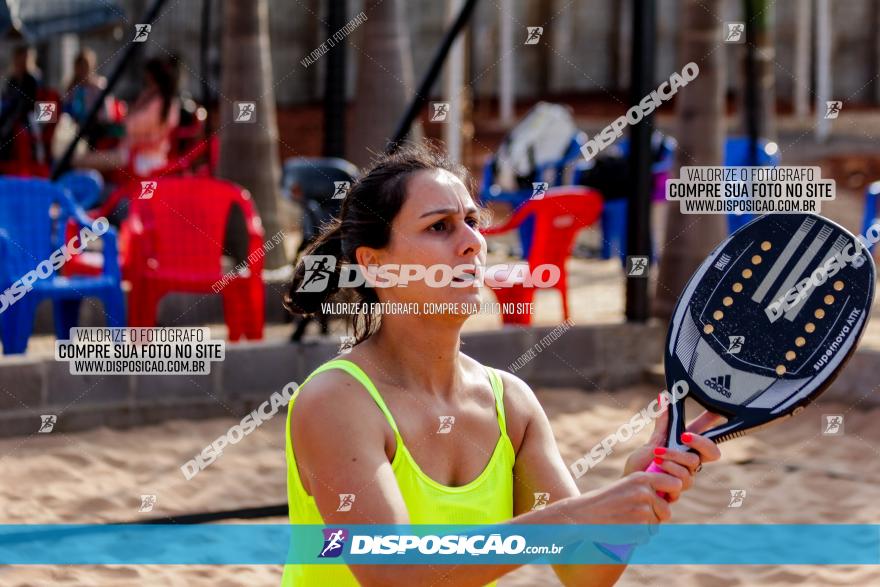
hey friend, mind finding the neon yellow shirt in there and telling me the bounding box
[282,358,515,586]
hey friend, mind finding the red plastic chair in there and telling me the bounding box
[0,124,50,177]
[63,138,221,280]
[121,177,265,341]
[481,187,603,325]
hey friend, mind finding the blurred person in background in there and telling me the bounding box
[74,57,179,176]
[0,45,41,161]
[62,48,110,146]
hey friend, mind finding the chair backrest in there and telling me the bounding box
[0,178,74,281]
[282,157,359,240]
[282,157,358,202]
[57,170,104,210]
[724,136,780,167]
[517,187,603,268]
[124,177,261,276]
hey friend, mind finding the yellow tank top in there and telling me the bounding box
[282,358,515,586]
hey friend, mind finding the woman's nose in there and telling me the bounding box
[459,222,484,256]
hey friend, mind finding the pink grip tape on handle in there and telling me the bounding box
[645,460,671,500]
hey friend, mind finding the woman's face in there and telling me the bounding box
[362,168,487,315]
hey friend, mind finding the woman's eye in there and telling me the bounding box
[429,220,447,231]
[465,217,479,228]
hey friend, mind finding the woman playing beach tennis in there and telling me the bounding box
[282,144,722,586]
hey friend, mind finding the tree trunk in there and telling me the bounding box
[347,0,421,167]
[739,0,776,139]
[218,0,286,270]
[653,0,728,319]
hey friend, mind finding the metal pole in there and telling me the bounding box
[443,0,464,164]
[323,0,347,158]
[51,0,171,179]
[498,0,513,124]
[815,0,831,142]
[625,0,655,322]
[793,0,811,118]
[744,0,760,166]
[199,0,213,173]
[386,0,480,153]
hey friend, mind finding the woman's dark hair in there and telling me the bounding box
[144,57,178,121]
[284,142,483,346]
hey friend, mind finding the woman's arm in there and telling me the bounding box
[500,371,721,587]
[293,371,681,587]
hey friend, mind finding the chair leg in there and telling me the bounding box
[223,276,264,341]
[52,298,82,340]
[128,281,161,327]
[559,283,570,322]
[244,277,264,340]
[0,297,37,354]
[221,281,246,341]
[291,316,312,342]
[101,288,127,327]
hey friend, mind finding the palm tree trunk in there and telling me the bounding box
[218,0,286,270]
[347,0,421,167]
[653,0,728,319]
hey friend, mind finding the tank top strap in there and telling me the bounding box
[483,365,509,437]
[305,359,401,435]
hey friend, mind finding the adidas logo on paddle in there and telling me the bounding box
[704,374,732,398]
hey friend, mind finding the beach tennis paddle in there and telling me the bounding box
[598,213,876,561]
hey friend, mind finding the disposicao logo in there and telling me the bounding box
[319,528,348,558]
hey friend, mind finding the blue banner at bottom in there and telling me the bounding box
[0,524,878,565]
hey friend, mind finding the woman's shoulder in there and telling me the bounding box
[461,354,537,451]
[290,358,392,446]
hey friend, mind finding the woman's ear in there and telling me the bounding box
[354,246,381,288]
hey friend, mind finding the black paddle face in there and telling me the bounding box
[663,214,875,450]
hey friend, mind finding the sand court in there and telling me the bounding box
[2,384,878,586]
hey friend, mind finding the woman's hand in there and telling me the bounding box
[622,393,723,501]
[562,471,683,525]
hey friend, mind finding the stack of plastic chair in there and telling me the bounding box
[480,187,603,325]
[572,134,676,263]
[281,157,360,342]
[0,178,124,354]
[861,181,880,251]
[480,134,587,258]
[723,137,781,233]
[121,177,265,341]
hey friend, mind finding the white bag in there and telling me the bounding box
[494,102,579,191]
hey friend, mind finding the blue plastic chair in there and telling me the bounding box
[723,137,781,233]
[591,136,675,262]
[57,169,105,210]
[0,178,125,354]
[479,134,586,258]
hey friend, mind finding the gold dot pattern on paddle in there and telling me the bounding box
[704,324,714,334]
[795,336,806,347]
[824,295,834,305]
[713,310,724,320]
[833,280,844,291]
[742,268,753,278]
[761,241,772,251]
[815,308,825,319]
[732,282,743,293]
[785,350,796,361]
[723,296,733,306]
[805,322,816,333]
[776,365,786,375]
[752,255,762,264]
